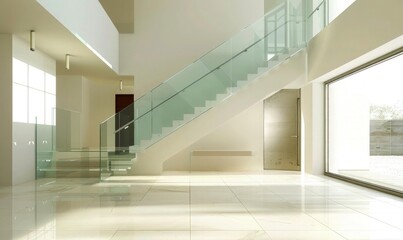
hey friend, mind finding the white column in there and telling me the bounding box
[0,34,13,186]
[301,82,325,175]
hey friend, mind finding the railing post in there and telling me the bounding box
[286,0,290,50]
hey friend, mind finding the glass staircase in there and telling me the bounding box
[100,0,326,179]
[36,109,100,179]
[32,0,327,181]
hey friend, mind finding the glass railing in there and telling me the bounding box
[100,103,136,180]
[36,108,101,179]
[306,0,327,40]
[100,0,327,178]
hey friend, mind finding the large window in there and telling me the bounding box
[12,58,56,125]
[326,51,403,194]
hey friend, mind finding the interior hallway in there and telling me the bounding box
[1,171,403,240]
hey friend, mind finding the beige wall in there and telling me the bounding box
[57,75,134,148]
[264,0,285,13]
[56,75,85,149]
[164,102,264,171]
[57,75,84,112]
[120,0,264,97]
[308,0,403,83]
[87,78,134,147]
[0,34,13,186]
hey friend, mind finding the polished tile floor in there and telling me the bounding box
[1,171,403,240]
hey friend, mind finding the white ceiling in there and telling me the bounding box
[0,0,132,81]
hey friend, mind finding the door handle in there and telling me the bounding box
[290,136,298,138]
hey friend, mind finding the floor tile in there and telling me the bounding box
[191,230,270,240]
[1,171,402,240]
[306,209,399,231]
[111,231,190,240]
[266,230,346,240]
[337,230,403,240]
[254,212,328,231]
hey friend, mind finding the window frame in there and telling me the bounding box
[324,47,403,197]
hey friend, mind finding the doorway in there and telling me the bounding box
[115,94,134,153]
[264,89,300,171]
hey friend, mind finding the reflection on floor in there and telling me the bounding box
[339,170,403,192]
[338,156,403,192]
[1,171,403,240]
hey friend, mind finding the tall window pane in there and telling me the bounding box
[13,58,56,126]
[45,94,56,125]
[13,83,28,123]
[28,65,45,91]
[327,53,403,193]
[13,58,28,85]
[29,88,45,124]
[45,73,56,94]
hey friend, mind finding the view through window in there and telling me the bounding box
[327,52,403,193]
[12,58,56,125]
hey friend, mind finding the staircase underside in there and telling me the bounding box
[129,49,307,175]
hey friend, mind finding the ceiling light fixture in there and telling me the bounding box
[30,30,35,51]
[65,54,70,70]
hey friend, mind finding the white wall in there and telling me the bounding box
[0,34,13,186]
[164,102,264,171]
[37,0,119,73]
[120,0,264,97]
[301,82,324,175]
[308,0,403,83]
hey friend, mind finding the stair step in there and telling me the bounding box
[111,170,128,176]
[126,48,302,154]
[109,161,133,166]
[39,168,100,178]
[183,113,195,122]
[38,168,99,172]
